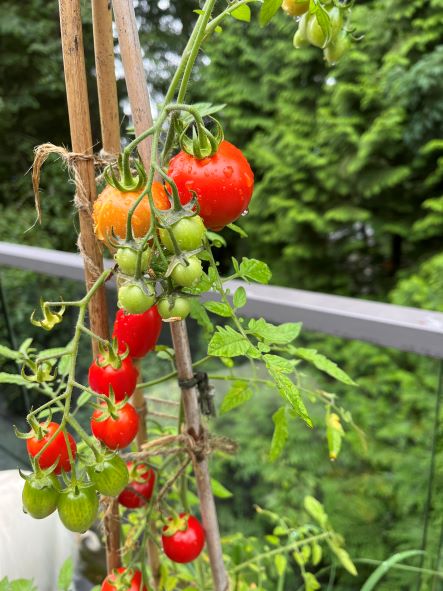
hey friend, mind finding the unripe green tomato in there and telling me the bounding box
[159,216,206,252]
[87,455,129,497]
[324,31,350,64]
[293,28,309,48]
[22,474,60,519]
[158,297,191,320]
[306,7,342,48]
[57,483,99,533]
[171,256,203,288]
[282,0,309,17]
[115,248,149,276]
[118,283,155,314]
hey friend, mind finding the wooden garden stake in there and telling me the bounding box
[91,0,122,573]
[111,2,229,589]
[58,0,108,359]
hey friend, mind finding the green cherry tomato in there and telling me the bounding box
[115,248,149,276]
[87,455,129,497]
[306,7,342,48]
[159,216,206,252]
[171,256,203,288]
[22,473,60,519]
[158,297,191,320]
[324,31,350,64]
[57,483,99,533]
[118,283,155,314]
[293,28,309,48]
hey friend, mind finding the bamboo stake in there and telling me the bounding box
[57,4,108,354]
[92,0,121,154]
[91,0,122,573]
[111,2,229,589]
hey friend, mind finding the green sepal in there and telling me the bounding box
[179,116,224,159]
[31,298,65,331]
[103,155,147,192]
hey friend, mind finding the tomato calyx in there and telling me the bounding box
[162,513,191,537]
[128,461,154,484]
[179,115,224,159]
[19,467,60,490]
[30,297,65,331]
[96,338,129,370]
[91,392,130,422]
[104,154,147,193]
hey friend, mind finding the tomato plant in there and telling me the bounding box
[89,353,138,402]
[161,513,206,564]
[115,247,149,276]
[26,422,77,474]
[171,256,203,287]
[91,402,139,450]
[112,306,162,359]
[101,567,148,591]
[118,283,156,315]
[57,483,99,533]
[168,140,254,231]
[282,0,309,17]
[22,473,60,519]
[118,462,156,508]
[87,454,129,497]
[157,296,190,320]
[159,215,206,252]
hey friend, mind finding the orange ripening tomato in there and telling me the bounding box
[93,181,170,244]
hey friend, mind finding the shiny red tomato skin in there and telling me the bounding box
[101,567,148,591]
[161,514,206,563]
[88,355,138,402]
[112,307,162,359]
[26,422,77,474]
[91,402,139,450]
[168,140,254,231]
[118,462,156,508]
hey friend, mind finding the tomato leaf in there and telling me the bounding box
[231,4,251,22]
[233,286,247,309]
[227,223,248,237]
[0,373,34,388]
[189,300,214,334]
[211,478,233,498]
[327,541,358,576]
[238,258,272,283]
[303,572,321,591]
[263,354,294,374]
[220,381,253,414]
[267,366,312,426]
[0,579,38,591]
[57,557,73,591]
[259,0,283,26]
[304,496,328,528]
[204,301,233,317]
[291,347,356,385]
[249,318,302,345]
[208,326,253,357]
[269,407,289,461]
[0,344,22,361]
[274,554,287,576]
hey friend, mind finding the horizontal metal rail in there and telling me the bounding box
[1,241,443,358]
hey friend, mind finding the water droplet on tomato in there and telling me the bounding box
[223,166,234,178]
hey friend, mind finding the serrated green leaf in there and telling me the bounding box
[189,300,214,334]
[264,354,293,374]
[211,478,233,498]
[238,258,272,284]
[233,286,247,309]
[248,318,302,344]
[259,0,283,26]
[267,366,312,426]
[0,344,22,361]
[231,4,251,22]
[227,223,248,237]
[208,326,252,358]
[58,354,71,376]
[274,554,287,576]
[292,348,356,385]
[327,542,358,576]
[220,381,253,414]
[57,557,73,591]
[269,407,289,461]
[304,496,328,528]
[76,390,92,408]
[204,301,232,317]
[0,373,34,388]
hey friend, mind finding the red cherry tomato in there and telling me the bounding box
[161,513,206,563]
[101,567,148,591]
[26,422,77,474]
[88,355,138,402]
[91,402,139,450]
[112,307,162,359]
[168,140,254,231]
[118,462,156,508]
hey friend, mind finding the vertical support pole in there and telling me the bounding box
[58,0,108,359]
[91,0,122,573]
[111,2,229,589]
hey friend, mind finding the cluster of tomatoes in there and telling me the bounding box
[93,140,254,321]
[282,0,350,65]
